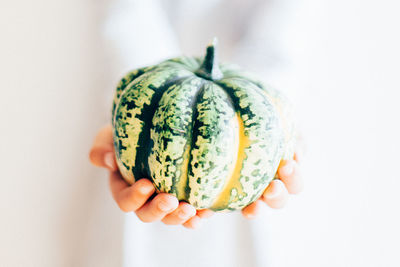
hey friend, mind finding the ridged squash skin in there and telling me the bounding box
[112,41,295,211]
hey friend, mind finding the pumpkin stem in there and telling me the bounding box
[196,38,223,81]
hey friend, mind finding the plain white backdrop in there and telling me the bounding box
[260,0,400,266]
[0,0,399,266]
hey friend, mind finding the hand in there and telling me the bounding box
[89,125,213,229]
[241,147,304,219]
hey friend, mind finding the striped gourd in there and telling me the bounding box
[112,39,295,211]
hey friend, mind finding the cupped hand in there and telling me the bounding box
[89,125,211,229]
[241,148,304,219]
[90,125,303,227]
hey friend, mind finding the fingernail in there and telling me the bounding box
[178,210,190,220]
[139,183,154,195]
[281,161,294,176]
[178,207,195,220]
[104,152,116,170]
[158,200,173,212]
[265,182,283,199]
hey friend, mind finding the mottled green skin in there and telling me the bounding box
[148,77,204,198]
[186,83,238,208]
[222,66,297,163]
[215,78,283,210]
[112,56,295,211]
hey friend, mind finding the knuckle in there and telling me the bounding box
[136,213,154,223]
[88,149,95,161]
[136,216,146,222]
[88,148,99,164]
[161,218,175,225]
[116,195,135,212]
[117,202,130,213]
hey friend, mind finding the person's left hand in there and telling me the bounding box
[241,149,304,219]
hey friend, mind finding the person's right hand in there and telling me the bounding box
[89,125,213,229]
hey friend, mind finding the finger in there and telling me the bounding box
[278,160,303,194]
[183,215,202,229]
[89,125,117,171]
[197,209,214,219]
[162,202,197,225]
[242,200,262,219]
[110,175,155,212]
[262,179,289,209]
[136,193,179,223]
[294,150,303,163]
[293,151,301,163]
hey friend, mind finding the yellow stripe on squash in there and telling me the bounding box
[176,146,190,200]
[210,113,250,210]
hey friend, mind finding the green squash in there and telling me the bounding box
[112,39,295,211]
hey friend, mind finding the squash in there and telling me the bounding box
[112,39,295,211]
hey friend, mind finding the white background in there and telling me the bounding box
[1,0,399,266]
[263,1,400,266]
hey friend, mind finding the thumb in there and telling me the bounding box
[89,125,117,171]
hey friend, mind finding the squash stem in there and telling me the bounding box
[195,38,223,81]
